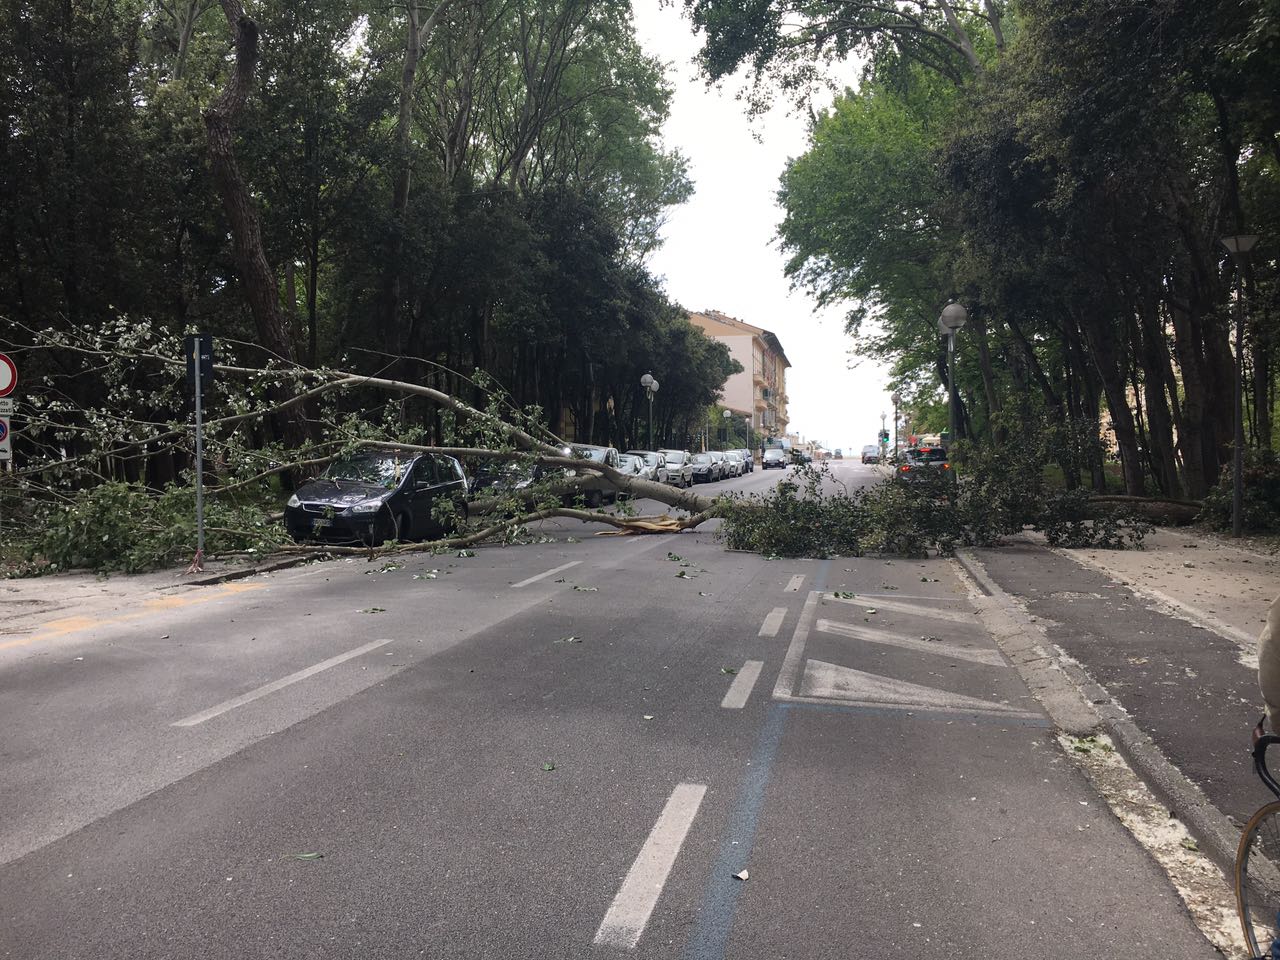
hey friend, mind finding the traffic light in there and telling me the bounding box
[878,429,889,443]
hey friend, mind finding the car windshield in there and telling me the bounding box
[693,453,712,463]
[618,455,639,470]
[764,450,784,459]
[571,446,608,463]
[642,453,660,466]
[323,455,407,488]
[661,451,685,463]
[909,448,948,463]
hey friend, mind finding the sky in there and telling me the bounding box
[629,2,892,453]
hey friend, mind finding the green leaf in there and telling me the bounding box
[721,666,737,675]
[289,852,324,861]
[541,762,556,772]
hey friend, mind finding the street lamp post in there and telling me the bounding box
[891,391,902,459]
[640,373,660,449]
[1221,235,1260,539]
[939,303,968,448]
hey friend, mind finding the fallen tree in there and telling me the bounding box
[2,324,1157,574]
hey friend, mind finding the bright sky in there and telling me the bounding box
[630,2,892,453]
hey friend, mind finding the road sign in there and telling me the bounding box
[0,412,9,461]
[184,334,214,395]
[0,353,16,398]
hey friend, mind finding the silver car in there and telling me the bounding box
[658,449,695,488]
[626,450,669,485]
[722,451,744,478]
[708,451,728,479]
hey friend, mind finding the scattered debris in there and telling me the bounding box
[643,715,654,721]
[721,666,738,675]
[289,852,324,861]
[733,870,749,881]
[572,585,599,592]
[554,636,582,644]
[667,552,683,562]
[361,607,386,614]
[456,549,476,558]
[675,570,695,579]
[541,762,556,772]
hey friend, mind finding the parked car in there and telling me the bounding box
[895,445,954,483]
[617,453,647,480]
[690,452,719,482]
[545,444,621,507]
[468,460,535,497]
[735,448,754,473]
[723,450,745,477]
[861,444,880,464]
[707,450,729,479]
[834,449,843,459]
[626,450,670,485]
[762,448,788,469]
[658,449,695,488]
[286,450,468,546]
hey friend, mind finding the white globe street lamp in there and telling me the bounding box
[641,373,660,449]
[939,303,967,447]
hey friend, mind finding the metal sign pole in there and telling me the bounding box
[192,341,206,571]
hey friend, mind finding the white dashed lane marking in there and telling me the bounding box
[510,560,581,589]
[720,660,764,709]
[758,607,787,637]
[785,575,805,592]
[594,783,708,950]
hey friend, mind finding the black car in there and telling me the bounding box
[286,451,468,546]
[762,449,788,469]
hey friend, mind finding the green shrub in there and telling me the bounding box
[1200,451,1280,531]
[27,482,285,574]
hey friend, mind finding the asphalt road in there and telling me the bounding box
[0,460,1217,958]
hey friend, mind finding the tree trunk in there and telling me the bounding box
[204,1,307,449]
[1081,315,1144,496]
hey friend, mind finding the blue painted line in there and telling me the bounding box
[682,558,830,960]
[681,701,789,960]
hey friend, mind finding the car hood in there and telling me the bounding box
[294,479,390,506]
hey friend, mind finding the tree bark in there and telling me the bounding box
[204,1,308,448]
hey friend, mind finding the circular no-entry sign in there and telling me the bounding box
[0,354,15,398]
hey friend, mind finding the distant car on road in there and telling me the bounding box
[762,448,788,469]
[658,449,695,488]
[861,445,880,464]
[834,449,843,459]
[617,453,648,482]
[286,450,468,547]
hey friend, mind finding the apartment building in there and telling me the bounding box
[687,309,790,439]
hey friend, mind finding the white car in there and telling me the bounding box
[722,451,744,477]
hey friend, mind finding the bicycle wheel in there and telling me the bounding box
[1237,800,1280,958]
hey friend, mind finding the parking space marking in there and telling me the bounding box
[595,782,708,950]
[510,560,581,589]
[720,661,764,709]
[758,607,787,637]
[825,593,975,624]
[816,619,1006,666]
[171,638,395,727]
[785,575,805,593]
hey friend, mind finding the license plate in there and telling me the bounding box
[312,518,332,530]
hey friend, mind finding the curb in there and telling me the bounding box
[183,555,315,587]
[955,547,1243,880]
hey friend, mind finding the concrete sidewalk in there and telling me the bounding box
[965,526,1280,879]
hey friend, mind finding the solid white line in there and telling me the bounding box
[758,606,787,637]
[785,575,805,592]
[510,560,581,589]
[773,590,820,700]
[594,782,708,950]
[721,660,764,709]
[172,638,395,727]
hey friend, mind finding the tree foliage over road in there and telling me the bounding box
[2,0,734,472]
[691,0,1278,501]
